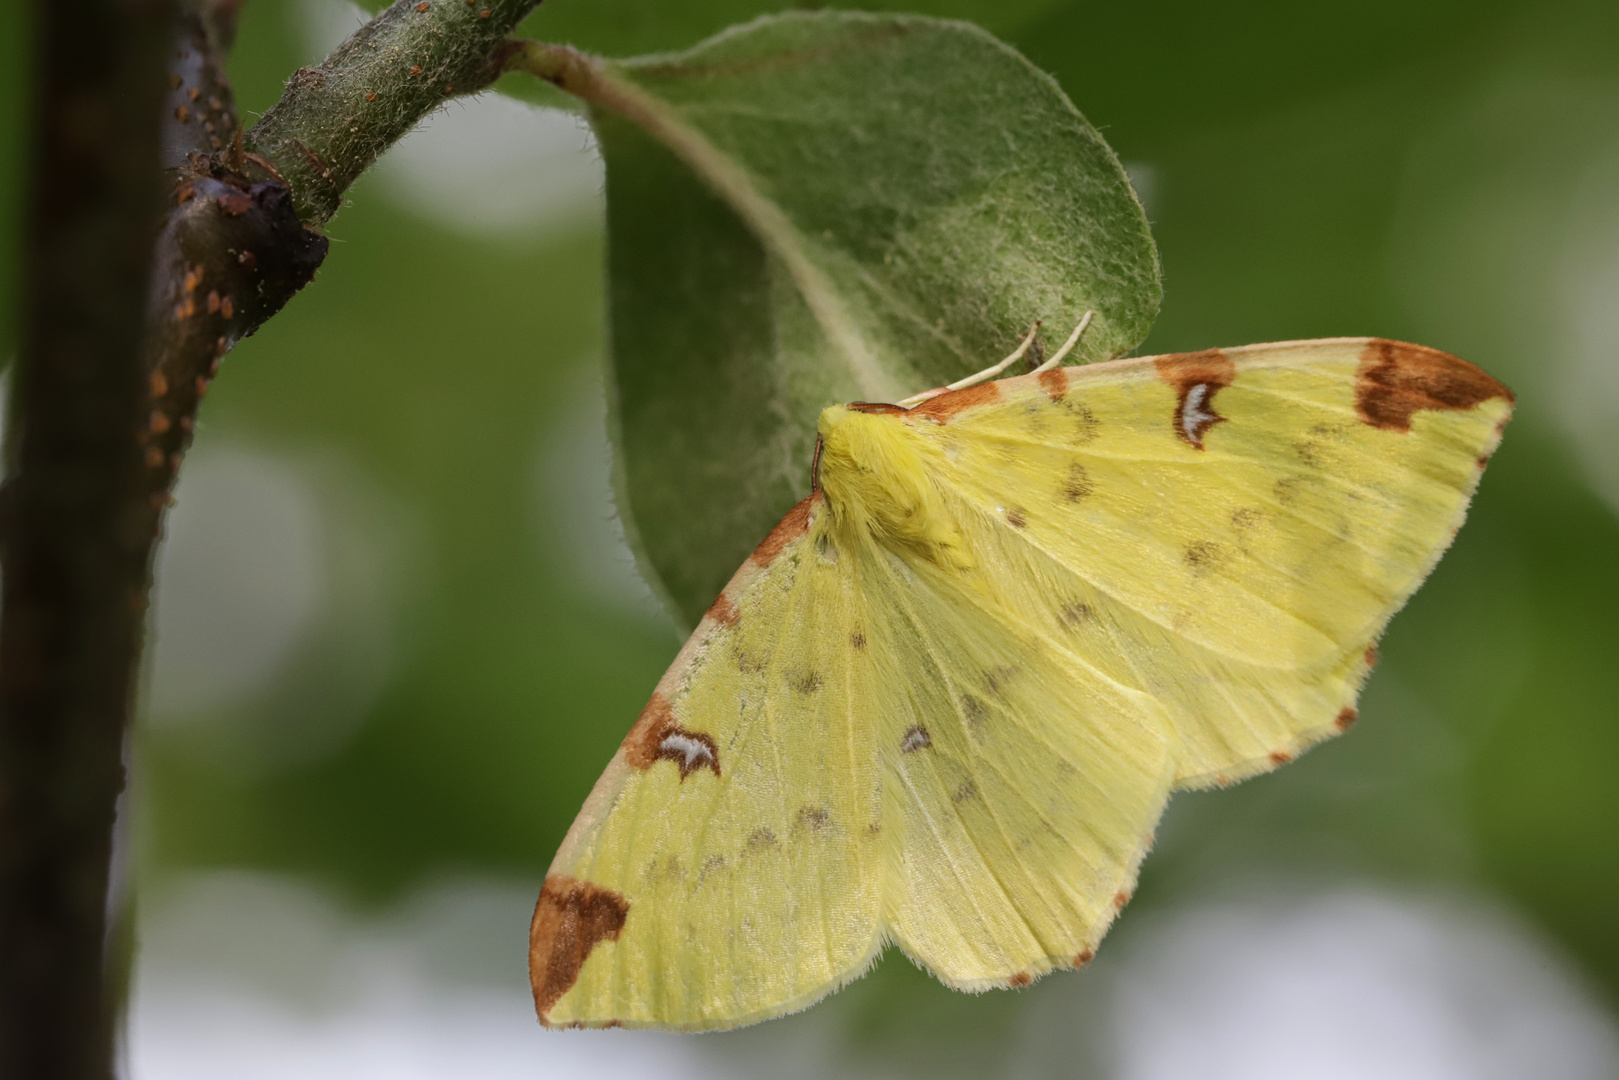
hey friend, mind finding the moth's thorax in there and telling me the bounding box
[816,404,968,568]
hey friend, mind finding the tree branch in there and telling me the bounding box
[244,0,541,227]
[143,0,546,475]
[135,0,544,594]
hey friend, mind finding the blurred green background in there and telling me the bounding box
[4,0,1618,1075]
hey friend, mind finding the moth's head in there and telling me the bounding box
[816,403,968,569]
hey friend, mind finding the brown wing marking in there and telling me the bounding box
[749,495,818,566]
[704,592,740,628]
[1038,367,1069,401]
[900,725,932,753]
[1354,339,1514,432]
[1154,349,1236,449]
[623,495,826,782]
[908,381,1002,423]
[530,875,630,1024]
[623,692,720,779]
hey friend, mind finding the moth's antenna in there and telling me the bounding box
[896,322,1041,408]
[1030,311,1094,375]
[810,436,824,493]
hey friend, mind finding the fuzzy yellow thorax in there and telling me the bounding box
[816,404,969,569]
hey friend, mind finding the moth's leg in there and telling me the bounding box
[897,323,1040,408]
[1029,310,1093,375]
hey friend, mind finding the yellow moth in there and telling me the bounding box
[529,328,1512,1031]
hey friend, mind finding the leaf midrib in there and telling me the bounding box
[518,41,901,402]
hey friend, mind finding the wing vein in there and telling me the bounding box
[871,553,1059,957]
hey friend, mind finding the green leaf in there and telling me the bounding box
[354,0,1068,67]
[517,0,1069,60]
[557,12,1160,628]
[496,0,1071,110]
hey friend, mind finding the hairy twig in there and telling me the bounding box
[245,0,541,227]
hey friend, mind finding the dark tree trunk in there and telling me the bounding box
[0,2,536,1073]
[0,1,176,1077]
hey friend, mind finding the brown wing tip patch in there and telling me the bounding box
[1112,890,1132,910]
[1355,339,1514,432]
[1364,645,1379,669]
[1155,349,1236,450]
[530,875,629,1023]
[1336,707,1358,731]
[1269,750,1294,766]
[909,381,1001,423]
[1073,949,1095,967]
[624,693,720,779]
[749,495,818,567]
[1007,972,1033,988]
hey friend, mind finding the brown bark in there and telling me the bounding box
[0,0,538,1074]
[0,2,177,1076]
